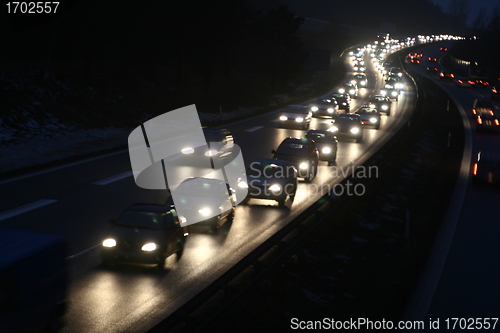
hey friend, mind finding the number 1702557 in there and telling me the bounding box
[6,2,59,14]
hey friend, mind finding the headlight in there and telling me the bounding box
[181,147,194,154]
[369,117,378,123]
[205,150,218,156]
[295,117,304,122]
[342,102,347,106]
[391,91,398,96]
[102,238,116,248]
[198,207,212,216]
[361,81,366,86]
[141,243,157,252]
[369,104,376,108]
[382,105,388,110]
[398,73,402,77]
[311,106,318,111]
[350,127,360,134]
[238,181,248,188]
[269,184,281,192]
[338,88,345,93]
[279,115,288,121]
[381,90,387,96]
[349,89,355,95]
[327,108,334,113]
[322,147,331,154]
[395,83,404,89]
[179,215,187,225]
[299,162,308,169]
[329,126,339,132]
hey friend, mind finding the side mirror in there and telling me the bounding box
[271,150,276,154]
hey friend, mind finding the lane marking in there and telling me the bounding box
[245,126,264,132]
[65,244,100,260]
[0,199,57,221]
[92,171,132,185]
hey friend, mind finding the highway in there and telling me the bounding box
[0,44,419,332]
[403,42,500,330]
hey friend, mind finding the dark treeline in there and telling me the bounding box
[263,0,468,36]
[1,0,310,127]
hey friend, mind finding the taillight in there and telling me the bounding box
[490,110,494,115]
[478,118,483,124]
[495,119,499,126]
[440,73,444,77]
[473,163,478,175]
[458,80,463,83]
[472,109,476,114]
[450,74,455,78]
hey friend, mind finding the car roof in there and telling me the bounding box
[127,204,173,214]
[337,114,361,119]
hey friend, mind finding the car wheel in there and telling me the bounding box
[376,123,380,130]
[386,110,391,116]
[156,257,166,269]
[277,197,286,206]
[356,136,363,143]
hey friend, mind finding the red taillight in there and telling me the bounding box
[495,119,499,126]
[493,89,498,93]
[472,109,476,114]
[458,80,463,83]
[440,73,444,77]
[468,80,475,85]
[450,74,455,78]
[478,118,483,124]
[473,163,478,175]
[490,110,494,115]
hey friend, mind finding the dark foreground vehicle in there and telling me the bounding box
[272,137,319,182]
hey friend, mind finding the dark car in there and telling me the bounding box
[492,85,500,100]
[369,95,392,115]
[165,177,236,231]
[427,56,437,62]
[355,106,381,129]
[439,47,448,52]
[244,158,298,206]
[472,151,500,185]
[338,81,359,98]
[305,129,338,165]
[381,82,399,101]
[329,114,363,142]
[427,66,439,73]
[309,97,338,118]
[102,204,187,269]
[272,137,319,182]
[353,73,367,87]
[330,93,351,112]
[278,105,312,130]
[472,99,494,118]
[476,112,499,133]
[439,70,455,80]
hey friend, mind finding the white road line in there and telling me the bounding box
[0,199,57,221]
[245,126,264,132]
[92,171,133,185]
[65,244,100,260]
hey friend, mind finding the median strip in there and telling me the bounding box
[245,126,264,132]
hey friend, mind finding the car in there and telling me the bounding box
[439,47,448,52]
[388,67,403,78]
[329,114,363,142]
[338,81,359,98]
[427,56,437,62]
[309,97,338,118]
[305,129,338,165]
[427,66,439,73]
[278,105,312,129]
[386,76,404,91]
[271,137,319,182]
[101,204,187,269]
[243,158,298,206]
[455,79,475,88]
[491,85,500,100]
[369,95,392,115]
[166,177,236,231]
[202,128,234,157]
[472,151,500,185]
[472,99,494,118]
[356,65,366,72]
[353,73,368,87]
[476,112,499,133]
[439,70,455,80]
[331,93,351,112]
[381,82,399,101]
[355,105,381,129]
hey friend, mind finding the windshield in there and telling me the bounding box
[276,141,309,155]
[117,211,165,229]
[306,132,330,143]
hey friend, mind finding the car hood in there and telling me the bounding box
[106,225,166,244]
[272,153,308,165]
[281,112,308,118]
